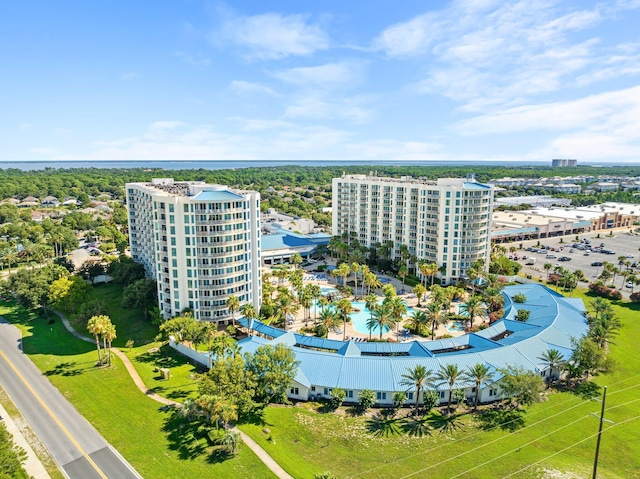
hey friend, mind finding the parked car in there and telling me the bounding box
[591,261,603,267]
[626,281,635,288]
[559,256,571,261]
[546,254,557,259]
[625,254,634,259]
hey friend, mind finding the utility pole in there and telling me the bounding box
[592,386,611,479]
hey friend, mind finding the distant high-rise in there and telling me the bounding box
[126,178,261,323]
[551,159,577,167]
[332,174,494,284]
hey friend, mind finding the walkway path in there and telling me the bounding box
[55,311,294,479]
[0,402,51,479]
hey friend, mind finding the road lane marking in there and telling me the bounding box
[0,350,108,479]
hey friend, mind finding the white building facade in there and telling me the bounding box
[126,178,261,323]
[332,174,494,284]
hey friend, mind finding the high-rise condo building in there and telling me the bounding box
[126,178,261,322]
[332,174,494,284]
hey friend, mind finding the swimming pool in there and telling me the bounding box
[445,321,466,332]
[320,286,339,296]
[349,301,415,336]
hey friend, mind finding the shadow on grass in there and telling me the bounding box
[402,416,433,437]
[161,408,210,461]
[366,414,403,437]
[477,408,526,432]
[426,412,464,434]
[43,361,84,377]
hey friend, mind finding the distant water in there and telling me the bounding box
[0,160,635,171]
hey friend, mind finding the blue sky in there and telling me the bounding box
[2,0,640,163]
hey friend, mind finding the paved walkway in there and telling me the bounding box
[55,311,294,479]
[0,402,51,479]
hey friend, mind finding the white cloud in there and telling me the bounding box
[216,13,329,60]
[75,121,351,161]
[229,80,281,97]
[345,139,445,160]
[283,96,373,123]
[174,51,211,67]
[374,0,640,112]
[273,62,364,89]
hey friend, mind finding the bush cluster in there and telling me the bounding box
[630,291,640,303]
[588,281,622,300]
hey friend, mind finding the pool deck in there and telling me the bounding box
[272,260,471,342]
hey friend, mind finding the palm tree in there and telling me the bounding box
[350,262,360,298]
[589,298,611,322]
[1,248,18,275]
[103,321,117,366]
[318,308,340,338]
[425,262,439,287]
[537,349,565,389]
[371,303,394,340]
[307,284,322,322]
[459,294,486,328]
[364,293,378,340]
[425,302,443,340]
[386,296,407,339]
[463,363,495,411]
[544,262,552,280]
[332,263,351,288]
[226,295,240,328]
[290,252,303,270]
[400,365,435,414]
[300,290,313,325]
[436,364,462,415]
[365,272,382,295]
[240,303,257,336]
[406,310,428,337]
[413,283,427,307]
[398,264,409,293]
[87,315,107,363]
[335,298,353,341]
[278,293,299,332]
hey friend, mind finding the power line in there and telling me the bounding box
[447,415,591,479]
[357,380,640,478]
[499,415,640,479]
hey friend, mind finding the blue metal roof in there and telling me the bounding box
[237,284,587,393]
[192,190,244,201]
[261,232,317,251]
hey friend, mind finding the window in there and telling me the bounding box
[290,387,299,395]
[169,204,174,212]
[376,392,387,400]
[407,392,413,400]
[346,390,353,398]
[440,391,446,399]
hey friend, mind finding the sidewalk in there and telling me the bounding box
[0,402,51,479]
[55,310,294,479]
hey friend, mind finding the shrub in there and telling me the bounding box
[516,309,531,322]
[423,390,440,412]
[358,389,376,412]
[329,388,346,410]
[512,293,527,303]
[588,282,622,300]
[630,291,640,303]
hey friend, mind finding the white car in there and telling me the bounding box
[626,281,635,288]
[625,254,634,259]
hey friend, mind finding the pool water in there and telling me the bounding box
[445,321,466,332]
[345,300,415,336]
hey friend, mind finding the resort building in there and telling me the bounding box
[332,174,494,284]
[169,284,586,406]
[126,178,261,323]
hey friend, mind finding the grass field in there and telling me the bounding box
[3,280,639,478]
[0,300,275,479]
[238,288,640,479]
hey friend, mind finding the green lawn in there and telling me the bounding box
[0,301,275,479]
[238,288,640,479]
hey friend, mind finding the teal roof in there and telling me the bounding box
[238,284,588,393]
[192,190,244,202]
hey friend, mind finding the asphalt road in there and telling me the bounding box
[0,319,142,479]
[506,229,640,293]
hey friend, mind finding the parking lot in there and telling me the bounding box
[506,229,639,288]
